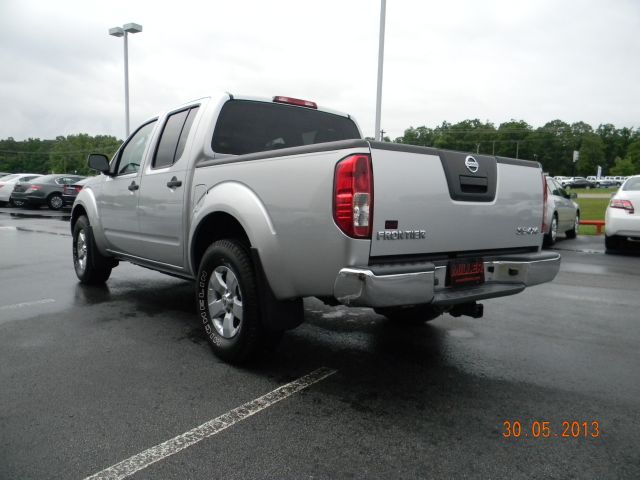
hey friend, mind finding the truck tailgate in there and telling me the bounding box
[369,143,543,258]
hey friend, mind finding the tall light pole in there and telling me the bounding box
[374,0,386,142]
[109,23,143,137]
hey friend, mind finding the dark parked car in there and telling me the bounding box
[62,177,92,206]
[565,177,595,189]
[11,174,86,210]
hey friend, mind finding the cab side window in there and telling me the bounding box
[152,106,199,169]
[114,121,157,176]
[553,179,568,197]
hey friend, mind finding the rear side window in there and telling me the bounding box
[153,106,199,169]
[623,178,640,191]
[211,100,360,155]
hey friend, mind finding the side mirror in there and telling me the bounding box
[570,192,578,199]
[87,154,111,174]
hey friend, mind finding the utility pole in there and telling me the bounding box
[374,0,386,141]
[109,23,143,137]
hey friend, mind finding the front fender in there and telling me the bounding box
[71,186,109,254]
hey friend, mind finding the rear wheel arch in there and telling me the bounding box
[192,212,251,275]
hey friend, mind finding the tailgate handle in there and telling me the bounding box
[459,175,488,194]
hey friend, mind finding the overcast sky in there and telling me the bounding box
[1,0,639,141]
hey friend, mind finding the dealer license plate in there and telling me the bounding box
[446,258,485,287]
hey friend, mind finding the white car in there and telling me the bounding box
[605,175,640,250]
[0,173,42,205]
[544,176,580,246]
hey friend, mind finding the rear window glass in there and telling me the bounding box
[211,100,360,155]
[623,177,640,191]
[29,174,57,183]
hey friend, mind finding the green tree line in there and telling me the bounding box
[2,120,639,177]
[0,134,122,175]
[394,120,640,176]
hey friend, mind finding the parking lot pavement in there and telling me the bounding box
[1,217,639,479]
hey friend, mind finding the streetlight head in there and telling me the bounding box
[108,26,124,37]
[123,23,143,34]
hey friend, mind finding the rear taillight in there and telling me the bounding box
[542,173,548,232]
[610,199,635,214]
[27,185,41,192]
[74,185,83,193]
[273,96,318,109]
[333,154,373,238]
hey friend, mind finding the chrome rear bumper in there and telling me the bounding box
[333,251,561,307]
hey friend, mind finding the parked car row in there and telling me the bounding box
[586,176,620,188]
[553,175,633,189]
[0,173,88,210]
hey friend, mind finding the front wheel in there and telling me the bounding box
[73,215,113,284]
[196,239,281,363]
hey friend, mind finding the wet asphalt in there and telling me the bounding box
[0,210,639,479]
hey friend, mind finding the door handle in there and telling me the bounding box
[128,181,139,192]
[166,177,182,188]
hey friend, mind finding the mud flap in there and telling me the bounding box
[250,248,304,331]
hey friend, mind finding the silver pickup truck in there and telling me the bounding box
[72,93,560,362]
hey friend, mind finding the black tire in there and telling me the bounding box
[196,239,282,363]
[605,234,623,252]
[73,215,113,284]
[565,212,579,239]
[47,193,63,210]
[10,197,25,208]
[375,304,442,325]
[544,214,558,246]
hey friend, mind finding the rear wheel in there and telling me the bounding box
[73,215,113,284]
[605,234,624,252]
[47,193,63,210]
[544,214,558,246]
[565,213,579,239]
[196,239,282,363]
[375,305,443,325]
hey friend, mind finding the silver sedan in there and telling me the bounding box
[544,176,580,246]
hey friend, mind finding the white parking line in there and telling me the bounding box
[0,298,56,311]
[84,366,337,480]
